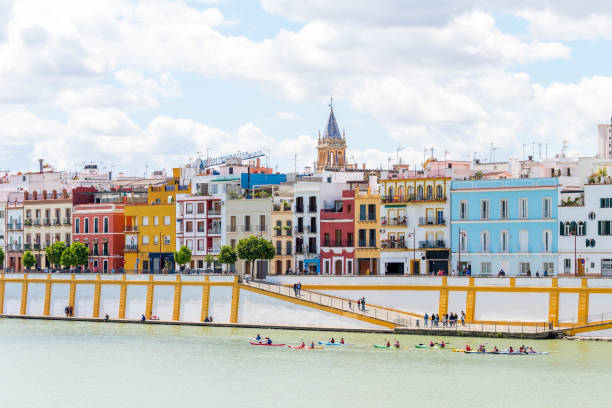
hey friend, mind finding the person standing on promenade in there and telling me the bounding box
[361,297,366,311]
[424,313,429,327]
[461,311,466,326]
[357,299,361,311]
[297,282,302,296]
[293,283,297,296]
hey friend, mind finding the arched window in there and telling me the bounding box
[570,221,577,235]
[397,186,404,199]
[417,186,423,200]
[436,185,443,199]
[388,186,394,200]
[407,186,414,198]
[564,222,571,236]
[578,221,586,236]
[426,186,433,200]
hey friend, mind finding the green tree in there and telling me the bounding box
[70,242,89,267]
[237,236,275,279]
[45,241,66,270]
[23,251,36,270]
[0,247,4,270]
[61,247,75,269]
[217,245,237,274]
[174,245,192,270]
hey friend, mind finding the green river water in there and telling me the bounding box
[0,319,609,408]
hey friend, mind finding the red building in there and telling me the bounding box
[320,190,355,275]
[72,194,127,273]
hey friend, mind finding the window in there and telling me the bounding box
[75,218,80,234]
[186,240,193,250]
[358,229,366,247]
[459,201,468,220]
[602,259,612,276]
[601,198,612,208]
[186,221,193,233]
[436,185,443,199]
[481,262,491,275]
[286,241,292,255]
[142,216,149,226]
[276,241,282,255]
[598,220,611,236]
[426,185,433,200]
[480,200,489,220]
[589,212,596,220]
[359,204,366,221]
[369,229,376,247]
[577,222,586,236]
[154,235,159,245]
[500,231,509,252]
[481,231,489,252]
[543,230,552,252]
[417,186,423,200]
[142,235,149,245]
[500,199,508,219]
[519,229,528,253]
[230,239,236,249]
[244,215,251,231]
[84,218,89,234]
[519,198,528,219]
[367,204,376,220]
[164,216,170,225]
[153,216,159,226]
[197,202,205,214]
[103,217,109,233]
[564,259,571,273]
[323,233,330,246]
[94,217,99,233]
[459,232,467,252]
[197,240,204,251]
[197,221,204,233]
[186,203,193,214]
[543,262,554,275]
[164,236,170,245]
[519,262,531,275]
[543,198,552,219]
[286,220,292,236]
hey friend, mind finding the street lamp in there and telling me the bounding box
[458,229,467,275]
[570,231,577,276]
[407,229,416,275]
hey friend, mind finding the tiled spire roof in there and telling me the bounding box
[323,107,342,139]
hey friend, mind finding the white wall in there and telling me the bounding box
[208,286,232,323]
[315,289,440,316]
[588,293,612,322]
[475,292,549,322]
[179,286,203,322]
[26,283,45,315]
[49,283,69,317]
[559,293,579,321]
[152,285,174,321]
[448,290,467,314]
[74,284,94,318]
[125,285,147,319]
[99,284,120,318]
[237,289,383,329]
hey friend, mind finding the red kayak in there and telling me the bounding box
[250,342,285,346]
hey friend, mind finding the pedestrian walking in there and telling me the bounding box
[357,299,361,310]
[461,310,466,326]
[293,283,297,296]
[297,282,302,296]
[424,313,429,327]
[361,297,366,311]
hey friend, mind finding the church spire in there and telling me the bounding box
[323,97,342,139]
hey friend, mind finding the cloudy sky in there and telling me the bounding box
[1,0,612,175]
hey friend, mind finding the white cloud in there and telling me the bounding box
[276,111,300,120]
[517,9,612,41]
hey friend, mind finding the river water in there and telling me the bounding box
[0,319,608,408]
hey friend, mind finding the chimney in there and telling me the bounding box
[362,163,366,170]
[39,159,44,173]
[24,191,28,200]
[32,190,37,200]
[52,190,57,199]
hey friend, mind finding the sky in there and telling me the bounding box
[2,0,612,175]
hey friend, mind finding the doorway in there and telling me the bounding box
[577,259,585,276]
[334,260,343,275]
[386,262,404,275]
[410,259,420,275]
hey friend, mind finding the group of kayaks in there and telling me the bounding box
[249,336,350,349]
[249,336,548,355]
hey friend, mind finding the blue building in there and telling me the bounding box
[450,178,559,276]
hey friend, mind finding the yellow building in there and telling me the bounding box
[124,169,189,273]
[354,187,380,275]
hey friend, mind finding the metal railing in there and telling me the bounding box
[419,240,447,249]
[381,239,407,249]
[63,218,71,225]
[418,217,446,226]
[381,217,407,226]
[209,227,222,234]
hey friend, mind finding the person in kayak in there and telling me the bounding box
[255,334,262,342]
[509,346,514,353]
[519,345,525,353]
[493,346,499,353]
[465,345,471,351]
[429,341,434,347]
[300,340,306,348]
[265,337,272,345]
[330,337,335,344]
[310,341,315,349]
[528,346,535,354]
[394,340,400,349]
[340,338,345,344]
[386,340,391,348]
[440,340,445,348]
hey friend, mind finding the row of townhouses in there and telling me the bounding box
[3,107,612,277]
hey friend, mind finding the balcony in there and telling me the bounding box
[241,225,252,232]
[43,218,51,226]
[419,240,447,249]
[33,243,40,250]
[124,225,138,232]
[53,218,61,226]
[308,205,317,213]
[307,225,317,234]
[226,225,237,232]
[125,244,138,252]
[285,248,292,255]
[8,244,22,251]
[209,227,222,235]
[208,209,222,216]
[322,239,354,248]
[418,217,446,226]
[8,222,23,231]
[381,194,446,204]
[207,247,220,255]
[295,226,304,234]
[358,216,377,223]
[24,243,32,250]
[24,219,33,226]
[255,224,267,233]
[381,217,407,227]
[33,219,41,226]
[381,239,407,249]
[357,240,377,249]
[63,218,71,225]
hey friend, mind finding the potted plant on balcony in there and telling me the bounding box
[283,225,292,233]
[283,201,291,211]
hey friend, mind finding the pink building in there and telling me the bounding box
[319,190,355,275]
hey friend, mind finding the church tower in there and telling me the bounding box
[316,100,347,172]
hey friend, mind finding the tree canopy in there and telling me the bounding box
[237,236,275,278]
[174,245,192,268]
[0,247,4,270]
[45,241,66,269]
[23,251,36,269]
[70,242,89,267]
[217,245,237,272]
[61,247,75,268]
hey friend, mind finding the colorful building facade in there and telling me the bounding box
[320,190,354,275]
[354,187,380,275]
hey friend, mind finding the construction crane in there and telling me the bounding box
[489,143,501,163]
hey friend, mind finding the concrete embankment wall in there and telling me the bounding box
[267,276,612,329]
[0,273,384,330]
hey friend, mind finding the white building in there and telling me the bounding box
[558,182,612,276]
[293,179,347,273]
[598,122,612,159]
[0,200,6,269]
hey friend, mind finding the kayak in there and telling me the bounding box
[250,342,285,346]
[287,345,323,350]
[373,344,399,349]
[486,351,549,355]
[318,342,352,346]
[416,344,448,349]
[464,350,486,354]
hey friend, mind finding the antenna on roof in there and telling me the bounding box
[329,96,333,109]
